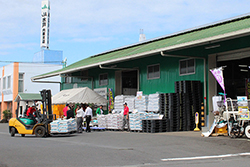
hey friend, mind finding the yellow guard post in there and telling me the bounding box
[194,112,200,131]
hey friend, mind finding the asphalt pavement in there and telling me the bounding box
[1,123,250,167]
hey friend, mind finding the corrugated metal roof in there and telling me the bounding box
[15,93,42,102]
[32,14,250,80]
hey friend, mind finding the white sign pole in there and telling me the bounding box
[40,0,50,49]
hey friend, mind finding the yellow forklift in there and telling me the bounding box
[9,89,53,137]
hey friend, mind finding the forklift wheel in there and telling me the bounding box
[21,134,25,137]
[35,126,46,137]
[245,125,250,139]
[10,127,15,137]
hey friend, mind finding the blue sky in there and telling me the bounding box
[1,0,250,67]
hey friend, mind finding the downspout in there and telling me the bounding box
[91,77,94,90]
[161,51,207,127]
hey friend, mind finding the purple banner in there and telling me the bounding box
[210,67,225,91]
[210,67,226,102]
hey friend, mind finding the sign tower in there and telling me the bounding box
[40,0,50,49]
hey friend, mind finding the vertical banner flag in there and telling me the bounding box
[108,88,114,112]
[210,67,226,101]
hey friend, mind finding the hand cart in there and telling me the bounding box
[216,97,250,138]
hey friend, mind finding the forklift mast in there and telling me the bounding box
[40,89,53,123]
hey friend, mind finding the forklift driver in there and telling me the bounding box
[26,105,37,122]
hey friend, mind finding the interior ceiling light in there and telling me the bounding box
[240,69,248,72]
[205,44,221,49]
[239,65,248,67]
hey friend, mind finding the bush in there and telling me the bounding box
[3,110,12,120]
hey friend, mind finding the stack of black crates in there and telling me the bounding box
[142,81,202,133]
[142,119,169,133]
[159,93,166,115]
[165,93,180,131]
[175,80,202,131]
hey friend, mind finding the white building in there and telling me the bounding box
[0,62,61,119]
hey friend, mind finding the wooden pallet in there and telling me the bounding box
[211,133,228,137]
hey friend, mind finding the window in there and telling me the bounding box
[64,74,73,83]
[147,64,160,79]
[99,73,108,86]
[7,76,11,88]
[18,73,24,92]
[179,59,195,75]
[3,77,6,89]
[65,77,71,83]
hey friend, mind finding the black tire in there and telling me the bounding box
[230,127,240,138]
[10,127,15,137]
[21,134,25,137]
[35,126,46,137]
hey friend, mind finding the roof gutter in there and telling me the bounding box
[31,79,61,84]
[59,74,94,89]
[99,64,137,71]
[161,51,207,127]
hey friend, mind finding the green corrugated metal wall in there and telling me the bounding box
[65,53,205,96]
[135,54,204,95]
[90,68,116,91]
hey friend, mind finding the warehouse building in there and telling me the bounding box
[32,13,250,127]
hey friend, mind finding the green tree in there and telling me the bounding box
[3,110,12,120]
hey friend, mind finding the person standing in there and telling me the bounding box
[82,103,87,112]
[96,105,103,115]
[63,104,69,117]
[122,102,130,132]
[66,106,75,119]
[76,106,84,133]
[85,104,93,132]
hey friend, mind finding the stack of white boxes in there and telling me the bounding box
[147,112,161,119]
[106,114,113,129]
[148,93,160,112]
[115,95,136,113]
[50,119,77,133]
[114,95,125,112]
[129,112,146,131]
[129,112,161,131]
[97,115,107,128]
[124,96,135,112]
[111,114,123,129]
[135,96,148,112]
[97,114,124,130]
